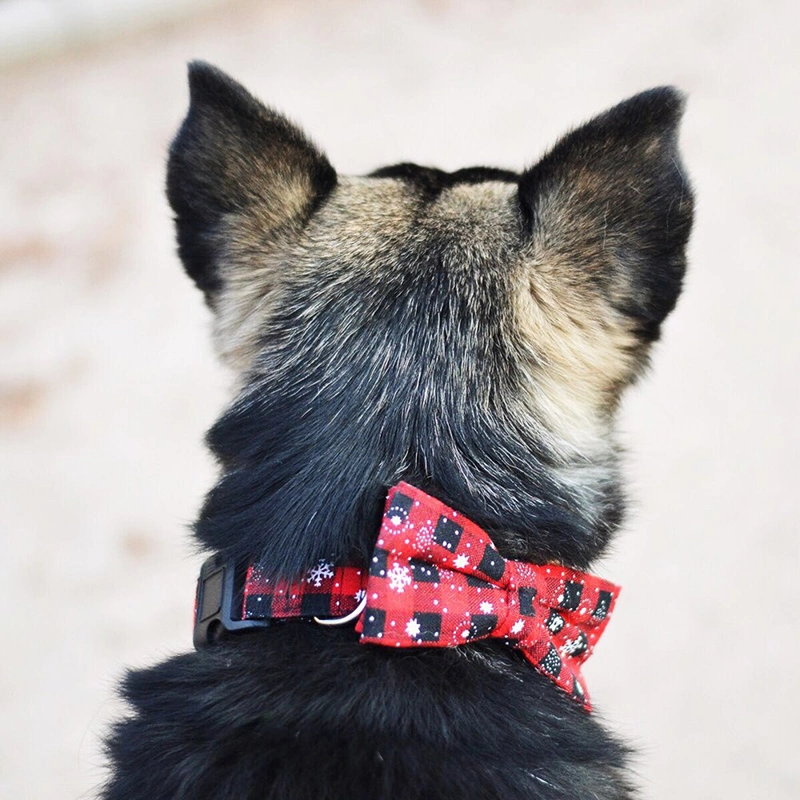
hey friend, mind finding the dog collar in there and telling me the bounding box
[193,482,620,710]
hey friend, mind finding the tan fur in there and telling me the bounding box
[213,171,637,478]
[212,177,417,372]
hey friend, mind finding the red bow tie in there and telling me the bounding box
[241,482,620,710]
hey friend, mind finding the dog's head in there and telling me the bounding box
[168,63,693,574]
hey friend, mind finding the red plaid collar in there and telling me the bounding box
[239,482,620,711]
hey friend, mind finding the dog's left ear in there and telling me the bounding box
[166,62,337,303]
[519,88,694,346]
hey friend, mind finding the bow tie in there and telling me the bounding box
[354,483,619,710]
[238,482,620,710]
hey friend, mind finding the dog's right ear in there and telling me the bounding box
[166,62,337,303]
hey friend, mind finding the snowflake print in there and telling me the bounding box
[354,588,366,603]
[560,633,588,656]
[515,564,536,582]
[415,525,434,549]
[510,619,525,635]
[405,618,421,638]
[479,601,494,614]
[387,562,412,592]
[453,553,470,569]
[306,559,334,587]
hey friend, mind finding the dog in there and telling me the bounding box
[102,62,693,799]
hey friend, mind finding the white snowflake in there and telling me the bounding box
[515,563,536,583]
[387,562,413,592]
[390,515,403,526]
[561,636,587,656]
[479,601,494,614]
[354,588,366,603]
[510,619,525,635]
[416,525,434,548]
[306,559,334,587]
[405,618,421,638]
[453,553,470,569]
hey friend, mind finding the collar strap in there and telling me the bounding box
[194,482,620,711]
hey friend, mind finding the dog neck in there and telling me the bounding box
[192,370,624,579]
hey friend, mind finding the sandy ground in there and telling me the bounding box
[1,1,799,797]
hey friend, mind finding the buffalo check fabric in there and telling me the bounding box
[242,481,620,710]
[354,483,620,710]
[243,561,366,621]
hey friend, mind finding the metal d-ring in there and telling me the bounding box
[313,594,368,626]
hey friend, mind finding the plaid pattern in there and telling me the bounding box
[243,561,366,621]
[354,483,620,710]
[241,482,619,711]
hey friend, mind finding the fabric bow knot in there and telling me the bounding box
[354,482,620,710]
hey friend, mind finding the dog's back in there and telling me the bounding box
[103,63,692,799]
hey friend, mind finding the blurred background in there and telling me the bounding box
[1,1,798,797]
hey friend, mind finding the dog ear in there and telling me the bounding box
[518,88,693,344]
[166,62,337,302]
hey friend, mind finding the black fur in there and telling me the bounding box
[370,163,519,199]
[102,64,693,799]
[106,630,633,800]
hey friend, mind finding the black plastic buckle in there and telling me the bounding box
[193,554,271,649]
